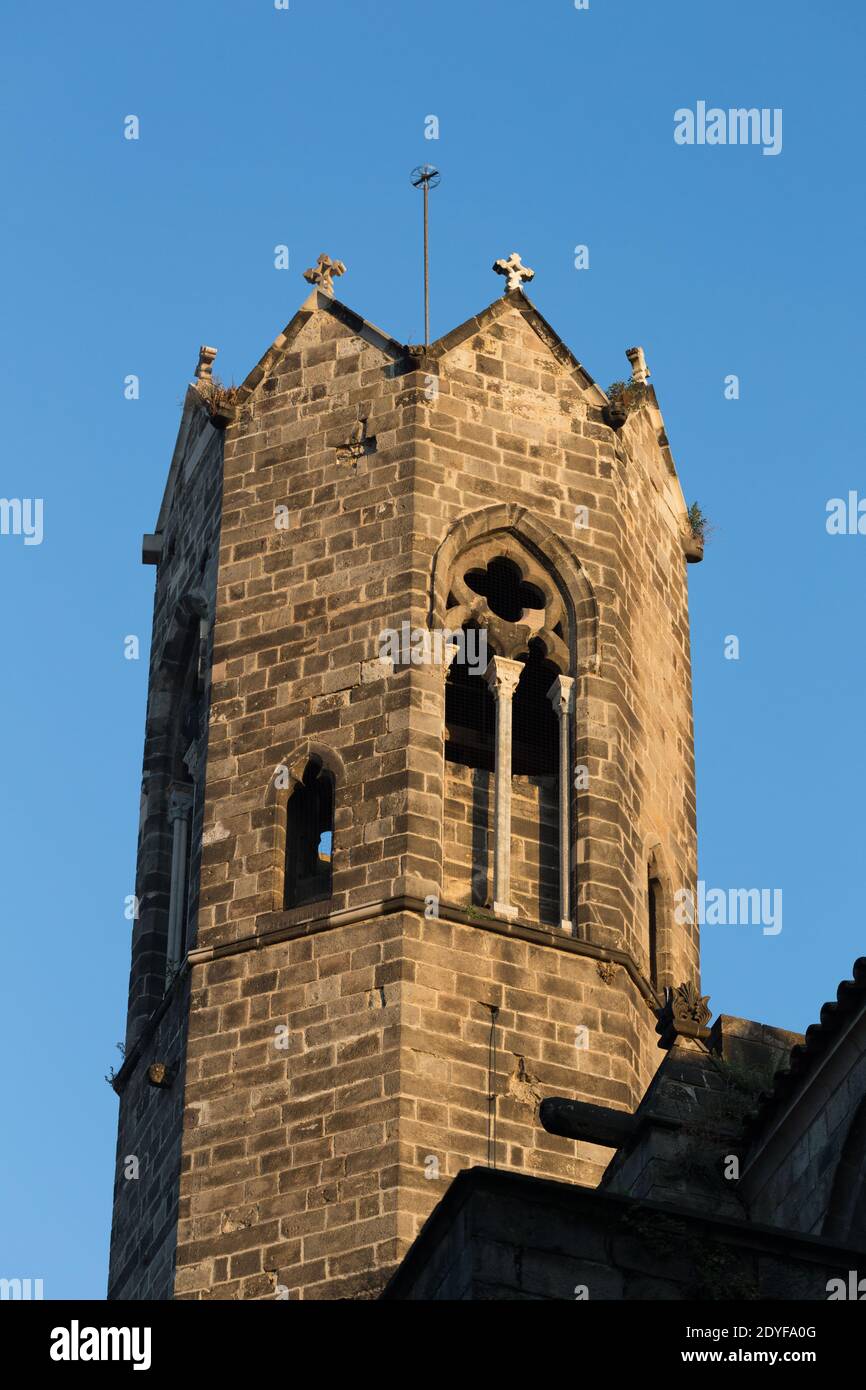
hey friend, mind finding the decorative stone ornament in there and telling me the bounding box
[493,252,535,293]
[146,1062,175,1089]
[605,393,630,430]
[194,345,218,382]
[626,345,650,385]
[444,538,569,670]
[303,253,347,296]
[656,981,713,1049]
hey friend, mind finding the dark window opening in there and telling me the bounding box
[172,628,203,780]
[179,788,195,959]
[165,628,203,983]
[445,630,495,770]
[284,760,334,909]
[648,873,662,989]
[512,641,559,776]
[464,556,545,624]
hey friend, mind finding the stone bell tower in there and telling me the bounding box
[108,250,703,1300]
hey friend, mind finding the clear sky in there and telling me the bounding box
[1,0,864,1300]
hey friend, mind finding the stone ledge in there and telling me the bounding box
[184,893,663,1010]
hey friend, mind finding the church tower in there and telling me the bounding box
[108,253,703,1300]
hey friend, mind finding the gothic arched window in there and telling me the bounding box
[284,759,334,909]
[440,538,573,929]
[443,548,566,774]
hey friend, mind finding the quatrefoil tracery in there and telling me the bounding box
[445,539,570,670]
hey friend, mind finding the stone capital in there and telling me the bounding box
[167,784,194,823]
[546,673,575,716]
[182,739,201,779]
[484,655,523,701]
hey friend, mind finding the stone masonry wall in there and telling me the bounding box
[410,299,699,992]
[126,404,223,1042]
[160,289,701,1299]
[744,1027,866,1239]
[108,396,224,1299]
[174,909,654,1299]
[383,1168,857,1302]
[108,981,191,1299]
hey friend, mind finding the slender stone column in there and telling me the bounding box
[484,656,524,920]
[166,784,194,983]
[547,675,575,932]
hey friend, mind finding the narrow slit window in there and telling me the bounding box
[284,761,334,909]
[648,872,662,989]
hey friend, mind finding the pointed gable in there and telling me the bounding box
[235,289,405,406]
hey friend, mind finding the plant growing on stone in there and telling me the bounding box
[467,904,498,923]
[687,502,713,544]
[104,1041,126,1087]
[607,379,650,411]
[622,1205,758,1300]
[708,1054,779,1115]
[196,375,239,417]
[657,1053,780,1210]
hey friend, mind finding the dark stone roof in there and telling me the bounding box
[379,1164,861,1301]
[745,957,866,1143]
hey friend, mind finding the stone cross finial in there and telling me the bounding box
[303,254,347,296]
[626,345,650,385]
[493,252,535,293]
[195,345,218,382]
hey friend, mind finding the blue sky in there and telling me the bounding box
[1,0,864,1299]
